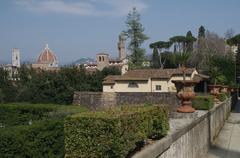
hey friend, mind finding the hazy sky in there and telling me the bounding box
[1,0,240,64]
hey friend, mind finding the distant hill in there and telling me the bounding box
[71,57,95,65]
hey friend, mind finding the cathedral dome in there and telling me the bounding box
[37,44,58,65]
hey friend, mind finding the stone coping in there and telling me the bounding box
[132,99,230,158]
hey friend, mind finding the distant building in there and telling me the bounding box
[3,48,21,80]
[12,48,20,68]
[83,32,129,74]
[103,68,208,93]
[32,44,59,71]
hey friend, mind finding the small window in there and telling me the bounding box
[156,85,161,91]
[102,56,105,61]
[99,56,101,62]
[128,81,139,88]
[110,85,113,89]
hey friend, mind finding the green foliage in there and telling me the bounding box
[0,103,87,158]
[209,54,234,85]
[198,25,206,39]
[124,7,149,68]
[236,46,240,83]
[217,93,228,102]
[175,52,190,67]
[0,120,64,158]
[186,31,196,52]
[0,103,87,127]
[64,106,169,158]
[152,47,160,68]
[192,96,214,110]
[1,66,120,104]
[226,34,240,46]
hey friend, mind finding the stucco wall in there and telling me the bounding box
[113,80,151,92]
[133,97,234,158]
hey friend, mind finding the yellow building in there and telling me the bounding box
[103,68,207,92]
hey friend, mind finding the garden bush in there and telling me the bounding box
[192,96,214,110]
[0,120,64,158]
[0,103,87,127]
[0,103,87,158]
[64,105,169,158]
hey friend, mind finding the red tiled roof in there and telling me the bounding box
[103,68,196,84]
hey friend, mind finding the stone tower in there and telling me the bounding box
[12,48,20,68]
[96,53,109,70]
[118,32,126,60]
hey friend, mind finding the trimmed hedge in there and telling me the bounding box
[0,120,64,158]
[0,103,87,158]
[192,96,214,110]
[0,103,87,127]
[64,105,169,158]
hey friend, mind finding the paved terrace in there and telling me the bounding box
[208,99,240,158]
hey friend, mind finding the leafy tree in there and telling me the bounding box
[150,41,172,68]
[170,36,187,52]
[124,7,149,68]
[198,25,206,39]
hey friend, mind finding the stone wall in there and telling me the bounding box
[132,97,234,158]
[73,92,179,110]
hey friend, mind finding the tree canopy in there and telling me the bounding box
[124,7,149,68]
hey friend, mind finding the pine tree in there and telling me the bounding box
[152,47,160,68]
[124,7,149,68]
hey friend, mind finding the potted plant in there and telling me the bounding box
[172,52,199,113]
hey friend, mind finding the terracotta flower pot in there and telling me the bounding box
[172,80,199,113]
[208,85,221,102]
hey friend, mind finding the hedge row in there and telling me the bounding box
[0,120,64,158]
[0,103,87,127]
[192,96,214,110]
[0,103,87,158]
[64,105,169,158]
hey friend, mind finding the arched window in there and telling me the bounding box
[99,56,101,62]
[102,56,105,61]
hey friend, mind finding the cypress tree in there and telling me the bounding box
[198,26,206,39]
[186,31,196,52]
[152,47,160,68]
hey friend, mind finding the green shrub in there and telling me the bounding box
[0,103,87,127]
[217,93,228,102]
[0,120,64,158]
[0,103,87,158]
[64,105,169,158]
[192,96,214,110]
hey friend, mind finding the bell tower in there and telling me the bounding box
[12,48,20,68]
[118,32,126,60]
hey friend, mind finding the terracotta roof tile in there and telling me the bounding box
[103,68,196,84]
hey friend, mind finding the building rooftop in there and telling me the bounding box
[103,68,197,83]
[37,44,58,64]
